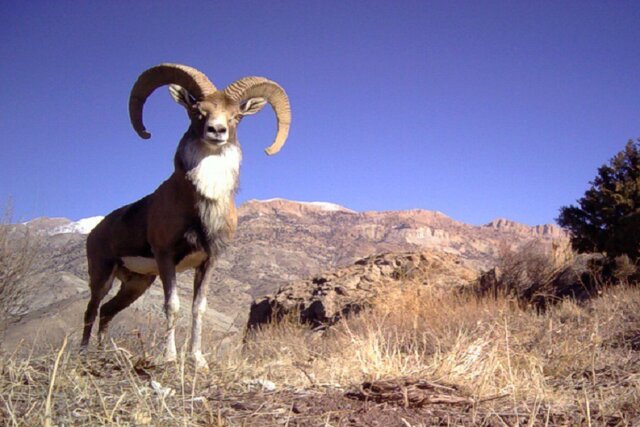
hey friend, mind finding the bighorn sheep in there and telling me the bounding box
[81,64,291,368]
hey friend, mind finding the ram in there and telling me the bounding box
[81,63,291,369]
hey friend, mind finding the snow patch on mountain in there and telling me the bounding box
[50,216,104,235]
[257,198,356,213]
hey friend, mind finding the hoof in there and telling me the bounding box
[97,333,107,349]
[163,351,178,364]
[191,353,209,371]
[78,346,91,362]
[152,354,177,368]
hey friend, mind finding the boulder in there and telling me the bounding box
[247,250,477,330]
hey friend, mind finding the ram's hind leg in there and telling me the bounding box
[97,271,155,345]
[81,263,116,349]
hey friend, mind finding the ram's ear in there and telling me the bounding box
[239,97,267,116]
[169,84,197,109]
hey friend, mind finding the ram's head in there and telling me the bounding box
[128,64,291,155]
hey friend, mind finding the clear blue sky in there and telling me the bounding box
[1,1,638,226]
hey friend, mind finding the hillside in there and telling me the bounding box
[1,199,566,351]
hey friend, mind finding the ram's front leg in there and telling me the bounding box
[190,259,214,370]
[157,253,180,363]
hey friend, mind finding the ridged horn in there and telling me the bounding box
[129,63,217,139]
[224,77,291,155]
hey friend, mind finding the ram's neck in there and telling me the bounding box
[175,138,242,201]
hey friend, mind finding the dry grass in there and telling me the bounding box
[1,336,226,426]
[2,278,640,425]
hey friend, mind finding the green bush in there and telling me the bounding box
[557,139,640,261]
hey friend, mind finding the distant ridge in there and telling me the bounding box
[23,199,565,238]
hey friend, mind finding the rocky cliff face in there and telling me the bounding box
[483,218,566,239]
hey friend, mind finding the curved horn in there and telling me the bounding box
[129,63,217,139]
[224,77,291,155]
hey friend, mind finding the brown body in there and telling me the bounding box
[80,64,290,368]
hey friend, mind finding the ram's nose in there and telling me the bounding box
[207,124,227,134]
[205,122,229,144]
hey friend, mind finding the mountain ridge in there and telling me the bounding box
[24,198,565,238]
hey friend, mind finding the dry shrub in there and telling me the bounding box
[614,254,638,285]
[0,202,39,330]
[495,240,570,302]
[472,240,625,310]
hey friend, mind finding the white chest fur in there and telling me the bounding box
[182,143,241,236]
[185,144,241,201]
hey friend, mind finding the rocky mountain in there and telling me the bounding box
[484,218,566,239]
[1,199,567,351]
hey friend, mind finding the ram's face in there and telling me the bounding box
[169,84,269,147]
[169,87,239,146]
[191,97,241,146]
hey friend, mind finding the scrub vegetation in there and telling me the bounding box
[1,250,639,425]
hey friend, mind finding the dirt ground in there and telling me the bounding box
[186,382,629,426]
